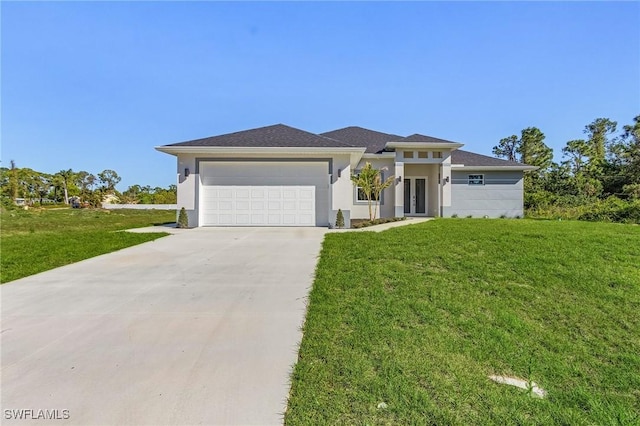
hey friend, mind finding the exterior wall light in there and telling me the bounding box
[337,168,342,178]
[185,168,190,177]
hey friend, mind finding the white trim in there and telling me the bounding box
[362,152,395,159]
[386,142,464,149]
[355,187,380,203]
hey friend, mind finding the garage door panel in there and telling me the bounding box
[299,201,313,210]
[282,214,296,225]
[201,185,316,227]
[235,214,250,225]
[283,189,296,199]
[235,201,249,210]
[219,214,233,225]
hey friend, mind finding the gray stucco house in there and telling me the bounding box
[156,124,536,228]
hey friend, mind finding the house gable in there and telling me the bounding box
[320,127,405,154]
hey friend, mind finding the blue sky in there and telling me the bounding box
[2,1,639,190]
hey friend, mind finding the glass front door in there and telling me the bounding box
[404,176,428,215]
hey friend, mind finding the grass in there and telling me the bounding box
[286,219,640,425]
[1,208,175,283]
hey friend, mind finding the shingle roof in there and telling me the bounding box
[165,124,355,148]
[403,133,460,144]
[320,126,404,154]
[451,150,529,167]
[163,124,531,168]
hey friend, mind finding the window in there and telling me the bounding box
[418,151,428,159]
[468,174,484,185]
[432,151,443,158]
[403,151,414,159]
[356,187,380,202]
[354,170,384,203]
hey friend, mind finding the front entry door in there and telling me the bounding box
[404,177,428,215]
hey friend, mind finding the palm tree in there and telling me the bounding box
[56,169,74,204]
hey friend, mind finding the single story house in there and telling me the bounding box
[156,124,536,228]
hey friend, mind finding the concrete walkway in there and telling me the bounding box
[1,227,326,425]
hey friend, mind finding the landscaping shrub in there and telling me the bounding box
[335,209,345,229]
[351,217,405,229]
[177,207,189,228]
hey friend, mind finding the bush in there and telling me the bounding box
[177,207,189,228]
[335,209,345,229]
[0,196,19,212]
[577,197,640,224]
[623,184,640,199]
[528,196,640,224]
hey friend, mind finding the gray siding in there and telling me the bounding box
[449,170,524,217]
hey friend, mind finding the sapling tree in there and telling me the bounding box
[351,162,395,221]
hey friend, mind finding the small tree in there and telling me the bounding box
[351,162,395,220]
[335,208,345,229]
[178,207,189,228]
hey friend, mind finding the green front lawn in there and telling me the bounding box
[286,219,640,425]
[1,208,175,283]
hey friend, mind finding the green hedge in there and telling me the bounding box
[527,196,640,224]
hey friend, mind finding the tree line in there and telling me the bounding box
[493,115,640,222]
[0,165,176,207]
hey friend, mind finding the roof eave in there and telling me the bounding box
[451,164,539,171]
[155,146,366,155]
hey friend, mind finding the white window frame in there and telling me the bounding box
[468,174,485,185]
[354,170,384,204]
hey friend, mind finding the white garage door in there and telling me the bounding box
[200,185,316,226]
[198,161,329,227]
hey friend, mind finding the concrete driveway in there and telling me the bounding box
[1,227,326,425]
